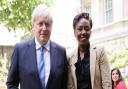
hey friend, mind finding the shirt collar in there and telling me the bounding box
[35,37,50,51]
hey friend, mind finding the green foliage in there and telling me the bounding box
[0,0,53,31]
[108,49,128,68]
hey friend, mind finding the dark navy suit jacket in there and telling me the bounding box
[6,38,68,89]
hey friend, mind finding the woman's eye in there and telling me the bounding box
[85,29,90,31]
[77,28,82,31]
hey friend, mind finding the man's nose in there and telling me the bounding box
[41,23,47,30]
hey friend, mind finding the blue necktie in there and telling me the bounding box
[38,46,45,89]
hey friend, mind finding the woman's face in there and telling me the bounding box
[74,18,91,46]
[112,70,120,82]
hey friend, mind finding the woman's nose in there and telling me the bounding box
[81,29,86,34]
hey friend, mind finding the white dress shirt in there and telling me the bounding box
[35,38,51,86]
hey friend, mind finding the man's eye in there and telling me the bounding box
[45,23,50,27]
[38,22,50,27]
[39,22,43,26]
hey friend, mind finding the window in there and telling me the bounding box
[104,0,113,23]
[81,0,91,17]
[85,5,91,17]
[85,5,91,14]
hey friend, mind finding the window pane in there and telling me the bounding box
[104,0,113,23]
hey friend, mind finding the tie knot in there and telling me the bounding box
[41,46,45,52]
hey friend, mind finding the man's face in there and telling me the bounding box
[33,16,52,45]
[74,18,91,46]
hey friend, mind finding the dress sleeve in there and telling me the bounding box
[116,81,127,89]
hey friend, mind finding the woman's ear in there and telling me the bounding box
[74,30,77,37]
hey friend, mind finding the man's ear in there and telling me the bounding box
[32,23,35,31]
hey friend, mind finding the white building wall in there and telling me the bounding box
[51,0,81,49]
[91,0,101,28]
[123,0,128,18]
[113,0,123,21]
[99,0,104,26]
[81,0,128,51]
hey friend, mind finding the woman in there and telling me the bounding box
[111,68,127,89]
[67,12,112,89]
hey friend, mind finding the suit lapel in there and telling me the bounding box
[70,48,78,88]
[70,46,96,89]
[90,46,96,89]
[27,38,42,86]
[46,41,56,89]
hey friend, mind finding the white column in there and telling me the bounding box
[91,0,100,28]
[123,0,128,18]
[51,0,80,48]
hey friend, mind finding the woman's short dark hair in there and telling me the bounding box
[73,12,93,29]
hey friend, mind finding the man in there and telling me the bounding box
[6,4,68,89]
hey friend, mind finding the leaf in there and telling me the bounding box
[108,49,128,68]
[0,0,53,32]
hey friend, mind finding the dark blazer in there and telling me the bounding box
[6,38,68,89]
